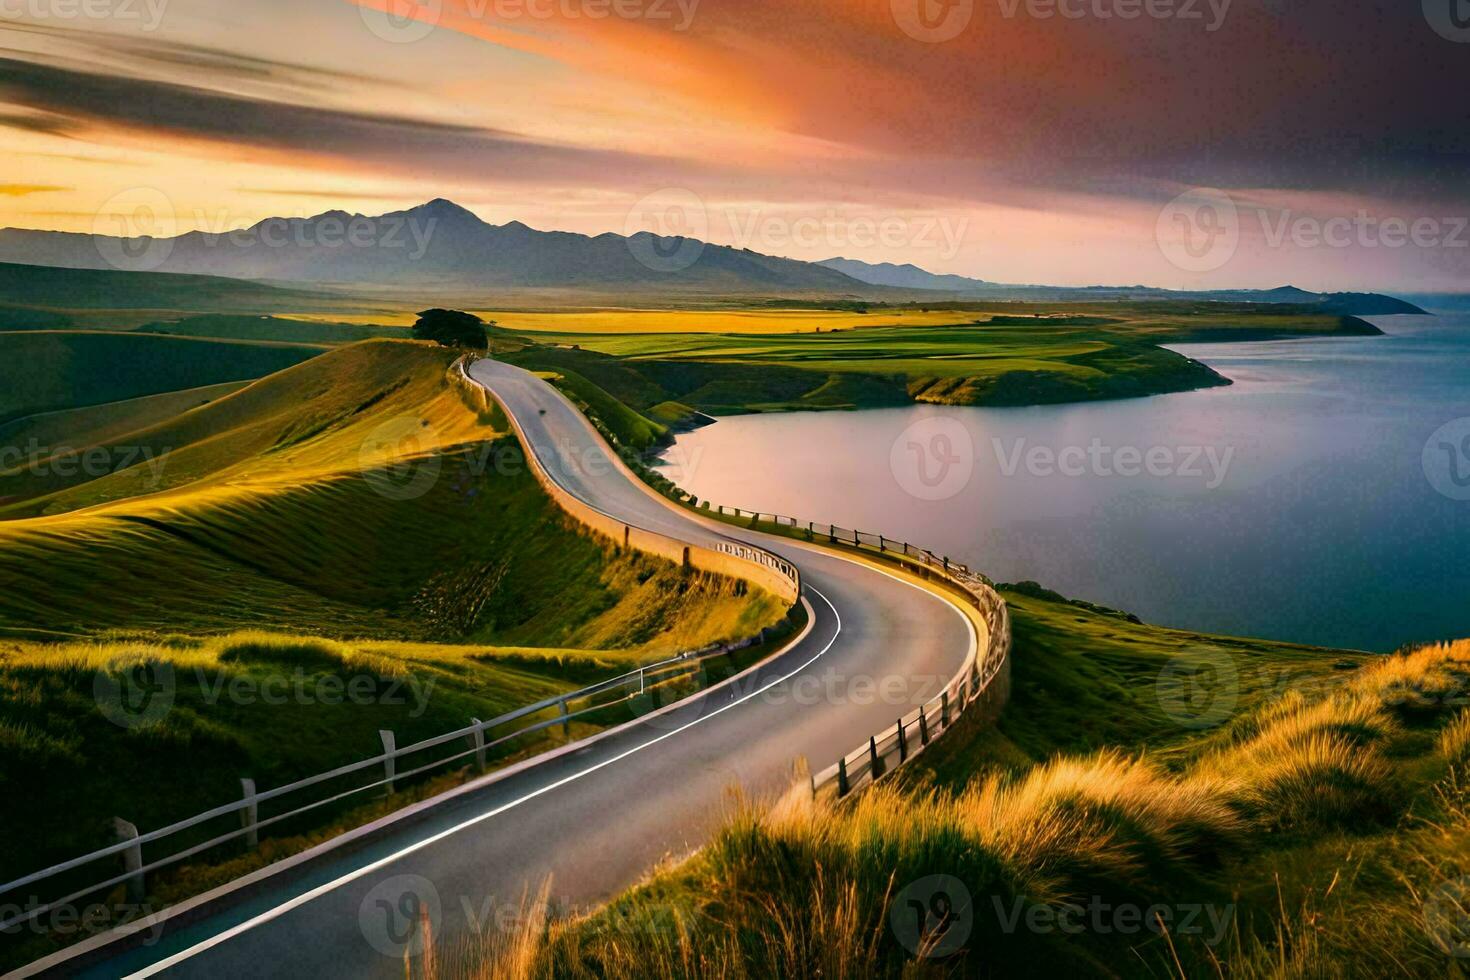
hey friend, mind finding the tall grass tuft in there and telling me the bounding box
[1440,709,1470,765]
[440,636,1470,977]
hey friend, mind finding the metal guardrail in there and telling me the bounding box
[458,358,802,605]
[681,501,1013,799]
[812,571,1010,799]
[0,633,795,933]
[461,357,1007,793]
[468,358,1008,796]
[0,362,806,934]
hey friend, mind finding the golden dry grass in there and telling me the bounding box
[429,639,1470,978]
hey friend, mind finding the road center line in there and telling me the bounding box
[123,587,846,978]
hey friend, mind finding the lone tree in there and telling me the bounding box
[413,309,488,349]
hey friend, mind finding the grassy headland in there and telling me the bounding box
[492,305,1382,419]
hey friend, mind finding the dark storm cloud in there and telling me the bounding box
[0,55,673,184]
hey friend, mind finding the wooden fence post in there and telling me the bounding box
[869,736,883,780]
[559,698,570,737]
[941,690,951,728]
[240,778,259,849]
[380,730,396,795]
[112,818,145,904]
[897,719,908,762]
[470,719,487,773]
[919,707,931,746]
[837,757,850,797]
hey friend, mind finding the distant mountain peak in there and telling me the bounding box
[405,198,484,223]
[818,256,991,291]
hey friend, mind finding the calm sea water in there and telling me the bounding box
[663,313,1470,652]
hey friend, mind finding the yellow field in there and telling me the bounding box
[475,308,997,335]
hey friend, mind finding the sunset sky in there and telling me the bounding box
[1,0,1466,291]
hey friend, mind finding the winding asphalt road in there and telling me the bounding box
[52,360,980,979]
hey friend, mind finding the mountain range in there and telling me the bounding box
[0,200,1428,313]
[0,199,860,294]
[820,257,1427,315]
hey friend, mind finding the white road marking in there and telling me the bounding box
[122,369,980,977]
[124,587,849,978]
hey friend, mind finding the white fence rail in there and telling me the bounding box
[0,360,808,933]
[682,500,1014,798]
[0,626,799,933]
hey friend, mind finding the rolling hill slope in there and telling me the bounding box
[0,341,783,647]
[0,330,325,424]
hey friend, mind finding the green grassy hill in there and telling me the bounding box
[137,313,407,345]
[0,341,789,940]
[0,342,781,648]
[0,381,249,458]
[502,319,1230,416]
[447,590,1470,979]
[0,331,324,424]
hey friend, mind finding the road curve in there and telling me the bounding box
[64,360,979,979]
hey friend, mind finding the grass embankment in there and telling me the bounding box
[0,342,783,644]
[0,330,324,424]
[435,590,1470,979]
[0,380,250,458]
[0,341,789,928]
